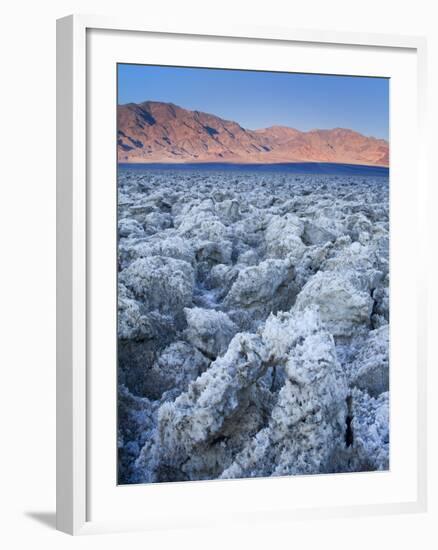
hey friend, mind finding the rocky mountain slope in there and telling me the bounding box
[118,101,389,166]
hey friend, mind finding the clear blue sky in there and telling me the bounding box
[118,64,389,140]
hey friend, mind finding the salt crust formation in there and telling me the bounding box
[117,170,390,483]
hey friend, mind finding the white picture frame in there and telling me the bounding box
[56,14,428,535]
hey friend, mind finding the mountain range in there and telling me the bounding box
[117,101,389,167]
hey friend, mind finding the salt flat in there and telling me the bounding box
[117,168,389,484]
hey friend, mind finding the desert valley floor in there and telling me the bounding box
[117,167,389,484]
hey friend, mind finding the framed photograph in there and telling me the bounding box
[56,15,427,535]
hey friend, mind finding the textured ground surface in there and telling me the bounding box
[117,169,389,484]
